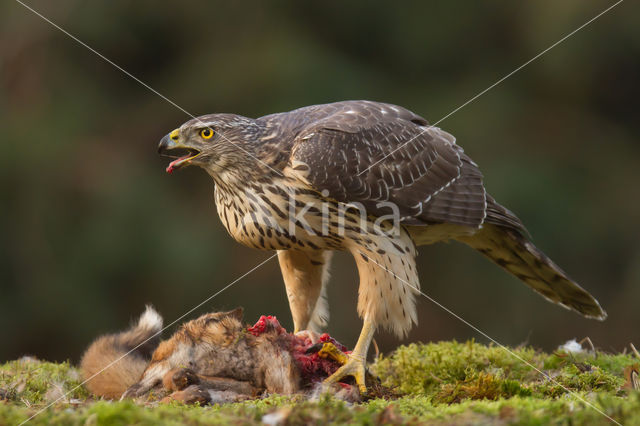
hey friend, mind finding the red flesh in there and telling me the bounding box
[247,315,351,385]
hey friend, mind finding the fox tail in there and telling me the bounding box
[80,306,163,399]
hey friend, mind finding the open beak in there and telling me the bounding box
[158,129,201,174]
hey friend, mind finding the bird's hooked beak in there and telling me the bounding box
[158,129,202,174]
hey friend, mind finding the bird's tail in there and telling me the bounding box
[80,306,163,399]
[459,224,606,320]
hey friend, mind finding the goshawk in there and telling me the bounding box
[158,100,605,392]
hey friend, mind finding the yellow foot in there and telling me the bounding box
[323,353,367,394]
[318,342,349,365]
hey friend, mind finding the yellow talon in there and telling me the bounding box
[322,317,375,395]
[318,342,349,365]
[324,355,368,394]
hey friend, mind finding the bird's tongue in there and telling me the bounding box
[166,155,192,174]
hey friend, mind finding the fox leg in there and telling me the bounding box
[163,385,212,405]
[163,368,199,391]
[121,361,171,399]
[164,368,257,395]
[160,369,255,405]
[277,250,332,333]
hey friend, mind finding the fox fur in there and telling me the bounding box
[80,305,163,399]
[80,307,338,403]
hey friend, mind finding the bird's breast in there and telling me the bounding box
[214,179,353,251]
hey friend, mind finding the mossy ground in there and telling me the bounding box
[1,341,639,425]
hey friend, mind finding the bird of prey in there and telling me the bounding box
[158,100,605,392]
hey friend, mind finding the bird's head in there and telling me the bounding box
[158,114,261,175]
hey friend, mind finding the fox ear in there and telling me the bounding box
[226,307,243,321]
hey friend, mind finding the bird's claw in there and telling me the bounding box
[317,342,349,365]
[323,353,368,395]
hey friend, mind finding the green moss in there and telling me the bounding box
[371,340,546,395]
[433,371,532,403]
[532,363,623,398]
[1,342,639,425]
[543,350,638,374]
[371,340,636,399]
[0,357,89,405]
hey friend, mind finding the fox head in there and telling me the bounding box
[190,308,245,346]
[148,307,244,364]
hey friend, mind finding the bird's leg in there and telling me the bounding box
[323,316,375,394]
[277,250,332,333]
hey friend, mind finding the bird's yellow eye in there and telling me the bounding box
[200,128,214,139]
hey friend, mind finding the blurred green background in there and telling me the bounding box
[1,1,639,363]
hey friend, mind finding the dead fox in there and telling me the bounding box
[80,307,355,404]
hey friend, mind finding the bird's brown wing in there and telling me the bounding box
[288,101,488,228]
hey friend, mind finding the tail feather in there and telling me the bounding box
[80,306,163,399]
[459,224,606,320]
